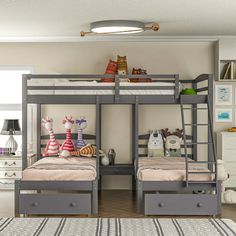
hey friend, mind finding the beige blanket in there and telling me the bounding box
[22,157,97,181]
[137,157,212,181]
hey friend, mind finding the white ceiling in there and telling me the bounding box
[0,0,235,39]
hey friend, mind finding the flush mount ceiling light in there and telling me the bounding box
[80,20,159,37]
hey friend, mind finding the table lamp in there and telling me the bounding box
[1,119,21,153]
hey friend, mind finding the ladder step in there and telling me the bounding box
[185,142,212,145]
[188,172,216,174]
[183,108,208,110]
[188,181,217,184]
[190,161,216,164]
[184,124,208,126]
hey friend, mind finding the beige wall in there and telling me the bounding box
[0,42,214,189]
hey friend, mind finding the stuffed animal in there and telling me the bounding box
[75,117,87,149]
[162,128,183,157]
[217,159,236,204]
[41,117,60,156]
[130,68,152,82]
[117,55,128,75]
[102,59,117,82]
[60,144,104,158]
[148,130,164,157]
[61,116,75,152]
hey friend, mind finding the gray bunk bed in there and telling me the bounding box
[15,73,220,216]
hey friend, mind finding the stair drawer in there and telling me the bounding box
[19,193,91,215]
[0,170,21,179]
[0,159,22,169]
[144,193,218,215]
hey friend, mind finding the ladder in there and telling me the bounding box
[180,96,217,187]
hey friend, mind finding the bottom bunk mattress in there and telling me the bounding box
[22,157,96,181]
[137,157,212,181]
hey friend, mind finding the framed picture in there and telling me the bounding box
[215,109,232,122]
[215,85,232,105]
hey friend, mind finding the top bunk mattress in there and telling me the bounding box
[22,157,96,181]
[137,157,212,181]
[27,80,176,95]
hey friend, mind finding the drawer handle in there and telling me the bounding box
[5,172,16,177]
[158,203,165,207]
[32,202,38,207]
[4,161,16,166]
[70,202,77,207]
[197,203,203,207]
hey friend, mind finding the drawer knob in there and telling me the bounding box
[70,202,76,207]
[197,203,203,207]
[158,203,164,207]
[32,202,38,207]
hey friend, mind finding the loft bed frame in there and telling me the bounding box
[15,73,220,216]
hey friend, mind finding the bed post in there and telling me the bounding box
[15,180,20,217]
[94,96,100,213]
[192,81,198,161]
[36,104,41,161]
[22,74,28,170]
[134,96,142,212]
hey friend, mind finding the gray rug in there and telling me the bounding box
[0,218,235,236]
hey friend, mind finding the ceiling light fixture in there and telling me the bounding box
[80,20,159,37]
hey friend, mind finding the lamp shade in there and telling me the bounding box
[1,119,21,135]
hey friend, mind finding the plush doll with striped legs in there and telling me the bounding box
[75,117,87,150]
[42,117,60,156]
[61,116,75,152]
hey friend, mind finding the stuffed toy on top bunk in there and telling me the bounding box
[42,116,60,156]
[161,128,183,157]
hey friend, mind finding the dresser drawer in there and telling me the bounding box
[0,159,22,169]
[0,179,15,189]
[224,136,236,149]
[144,193,218,215]
[19,193,91,215]
[0,170,22,179]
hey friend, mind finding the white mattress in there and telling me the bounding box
[28,80,175,95]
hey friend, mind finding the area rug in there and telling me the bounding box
[0,218,235,236]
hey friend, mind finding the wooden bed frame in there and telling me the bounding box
[16,73,220,216]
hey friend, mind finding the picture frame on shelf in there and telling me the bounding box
[215,108,232,122]
[215,85,232,105]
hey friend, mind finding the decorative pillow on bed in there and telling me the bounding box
[161,128,183,157]
[129,68,152,82]
[148,130,164,157]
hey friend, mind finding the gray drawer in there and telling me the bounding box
[19,193,91,215]
[145,193,218,215]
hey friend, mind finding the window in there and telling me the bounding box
[0,68,31,149]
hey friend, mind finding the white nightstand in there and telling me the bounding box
[0,155,22,190]
[217,132,236,188]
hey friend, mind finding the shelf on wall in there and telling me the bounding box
[219,60,236,81]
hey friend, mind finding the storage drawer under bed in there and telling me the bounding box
[19,193,91,215]
[144,193,218,215]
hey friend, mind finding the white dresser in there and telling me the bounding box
[217,132,236,188]
[0,155,22,190]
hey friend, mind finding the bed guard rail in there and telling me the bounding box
[23,73,180,101]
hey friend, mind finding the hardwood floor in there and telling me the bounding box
[1,190,236,221]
